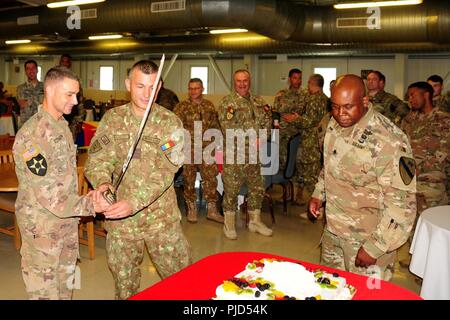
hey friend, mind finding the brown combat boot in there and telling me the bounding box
[248,210,273,237]
[206,202,224,223]
[292,185,304,206]
[186,201,197,223]
[223,211,237,240]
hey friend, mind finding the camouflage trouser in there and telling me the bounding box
[183,163,218,203]
[321,229,396,282]
[298,159,322,193]
[106,221,191,300]
[222,163,265,212]
[20,223,79,300]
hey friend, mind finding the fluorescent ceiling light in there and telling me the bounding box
[334,0,422,9]
[210,28,248,34]
[89,34,123,40]
[5,40,31,45]
[47,0,105,8]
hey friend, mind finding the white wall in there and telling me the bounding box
[3,55,450,99]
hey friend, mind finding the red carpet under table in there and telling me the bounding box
[130,251,421,300]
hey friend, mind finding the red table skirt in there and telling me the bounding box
[130,252,421,300]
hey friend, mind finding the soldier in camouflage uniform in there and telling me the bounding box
[272,69,308,173]
[59,54,86,142]
[218,69,273,240]
[366,70,409,126]
[173,78,223,224]
[427,74,450,113]
[84,60,191,300]
[289,74,328,211]
[16,60,44,128]
[309,75,417,281]
[399,81,450,267]
[156,79,180,111]
[13,66,106,299]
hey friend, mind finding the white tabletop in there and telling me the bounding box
[409,205,450,300]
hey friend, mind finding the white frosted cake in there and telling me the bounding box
[214,259,356,300]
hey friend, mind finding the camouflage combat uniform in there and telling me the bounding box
[13,108,95,300]
[84,103,191,300]
[312,104,417,281]
[433,94,450,113]
[369,90,409,126]
[173,98,220,204]
[16,80,44,128]
[272,88,308,173]
[218,92,272,212]
[156,87,179,111]
[294,91,328,193]
[401,107,450,212]
[64,87,86,142]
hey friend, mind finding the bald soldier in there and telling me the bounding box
[309,74,417,281]
[13,66,107,299]
[84,60,191,299]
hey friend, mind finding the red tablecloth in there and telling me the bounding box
[130,252,421,300]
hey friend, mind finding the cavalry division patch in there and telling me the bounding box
[399,156,416,185]
[26,153,47,176]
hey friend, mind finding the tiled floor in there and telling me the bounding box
[0,187,421,299]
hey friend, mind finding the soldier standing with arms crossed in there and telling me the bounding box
[173,78,223,224]
[399,81,450,268]
[16,59,44,128]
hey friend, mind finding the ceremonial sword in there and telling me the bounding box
[103,54,166,204]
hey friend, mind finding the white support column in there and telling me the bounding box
[162,54,178,80]
[208,54,231,93]
[244,54,259,94]
[394,54,407,100]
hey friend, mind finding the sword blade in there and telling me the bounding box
[113,54,166,191]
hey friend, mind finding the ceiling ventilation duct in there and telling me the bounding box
[0,0,448,54]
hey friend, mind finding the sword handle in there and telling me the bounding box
[102,188,117,205]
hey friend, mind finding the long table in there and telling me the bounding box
[130,251,421,300]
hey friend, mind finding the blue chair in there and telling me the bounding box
[239,133,300,226]
[267,133,301,214]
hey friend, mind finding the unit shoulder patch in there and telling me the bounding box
[399,156,416,185]
[26,153,47,176]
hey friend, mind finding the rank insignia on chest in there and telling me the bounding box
[26,153,47,176]
[161,140,175,151]
[399,157,416,185]
[226,106,235,120]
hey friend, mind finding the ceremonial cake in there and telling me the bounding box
[214,259,356,300]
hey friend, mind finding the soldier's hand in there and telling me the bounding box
[355,247,377,268]
[103,200,133,219]
[18,99,28,109]
[89,190,111,213]
[363,96,369,108]
[308,197,322,221]
[282,112,299,123]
